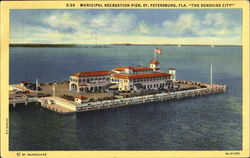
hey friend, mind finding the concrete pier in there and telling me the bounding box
[9,97,38,107]
[9,81,226,114]
[37,97,76,114]
[76,83,226,113]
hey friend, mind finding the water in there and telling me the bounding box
[9,45,242,150]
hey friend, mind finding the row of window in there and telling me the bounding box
[117,70,154,74]
[71,77,108,82]
[111,78,119,82]
[144,82,168,89]
[121,82,170,90]
[129,70,154,74]
[79,86,103,91]
[71,76,168,83]
[71,78,78,82]
[132,77,167,83]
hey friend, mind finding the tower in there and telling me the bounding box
[149,59,160,71]
[169,68,176,81]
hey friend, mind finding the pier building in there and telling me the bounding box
[69,59,176,92]
[70,71,112,92]
[74,95,89,104]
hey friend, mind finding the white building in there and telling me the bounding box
[69,71,112,92]
[74,95,88,104]
[69,59,176,92]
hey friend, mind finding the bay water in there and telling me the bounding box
[9,45,242,150]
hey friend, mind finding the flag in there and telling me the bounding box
[154,48,162,54]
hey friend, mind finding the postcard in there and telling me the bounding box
[0,0,249,158]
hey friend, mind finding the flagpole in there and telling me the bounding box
[210,63,213,85]
[210,43,214,86]
[53,83,55,97]
[153,48,156,60]
[153,45,156,60]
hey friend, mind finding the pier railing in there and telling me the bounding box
[9,97,38,106]
[76,84,226,112]
[9,81,226,114]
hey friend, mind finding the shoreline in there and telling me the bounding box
[9,43,241,48]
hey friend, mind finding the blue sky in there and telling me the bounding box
[10,9,242,45]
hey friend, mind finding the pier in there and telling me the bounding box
[76,83,226,113]
[37,97,76,114]
[9,81,226,114]
[9,97,38,107]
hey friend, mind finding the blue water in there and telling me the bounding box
[9,45,242,150]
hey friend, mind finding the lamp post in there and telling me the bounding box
[53,83,56,97]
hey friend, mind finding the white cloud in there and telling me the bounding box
[90,12,137,33]
[198,13,240,37]
[161,12,240,38]
[108,12,137,33]
[90,11,112,28]
[203,13,225,26]
[133,21,155,35]
[10,10,241,45]
[45,12,77,31]
[162,13,200,35]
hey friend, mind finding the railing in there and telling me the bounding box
[9,97,38,104]
[76,84,226,112]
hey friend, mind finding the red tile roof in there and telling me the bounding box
[113,67,133,71]
[20,81,29,84]
[150,60,160,64]
[112,73,171,79]
[133,67,153,71]
[75,95,87,99]
[113,67,153,71]
[71,71,112,77]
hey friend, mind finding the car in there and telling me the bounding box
[15,91,23,94]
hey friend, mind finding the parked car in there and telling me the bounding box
[37,93,44,97]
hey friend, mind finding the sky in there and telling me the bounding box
[10,9,242,45]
